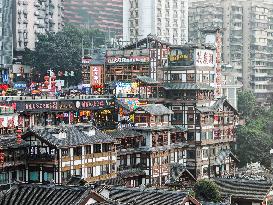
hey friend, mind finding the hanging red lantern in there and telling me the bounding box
[2,85,8,91]
[44,81,49,86]
[44,75,50,81]
[16,129,22,134]
[0,149,4,163]
[51,75,56,81]
[17,134,22,144]
[51,81,56,85]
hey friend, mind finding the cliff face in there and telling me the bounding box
[63,0,123,36]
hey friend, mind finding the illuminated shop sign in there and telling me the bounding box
[90,66,102,85]
[116,82,139,98]
[168,48,194,66]
[16,100,114,112]
[106,56,149,64]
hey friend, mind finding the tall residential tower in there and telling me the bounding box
[123,0,188,44]
[189,0,273,104]
[13,0,64,52]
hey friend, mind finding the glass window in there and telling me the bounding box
[85,145,91,155]
[93,144,101,153]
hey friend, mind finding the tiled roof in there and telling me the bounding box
[213,178,271,201]
[197,97,238,114]
[0,184,104,205]
[173,125,187,132]
[164,83,214,91]
[118,169,146,178]
[109,187,188,205]
[214,150,239,166]
[136,76,159,84]
[169,163,196,184]
[107,129,142,139]
[0,135,27,149]
[28,125,115,147]
[139,104,174,115]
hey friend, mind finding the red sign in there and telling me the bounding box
[90,66,102,86]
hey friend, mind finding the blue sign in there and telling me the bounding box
[2,72,8,83]
[14,82,27,89]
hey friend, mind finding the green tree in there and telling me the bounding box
[193,179,221,202]
[235,107,273,168]
[22,24,105,85]
[237,91,256,119]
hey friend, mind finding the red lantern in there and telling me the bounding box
[44,76,50,81]
[51,81,56,85]
[0,150,4,163]
[51,75,56,81]
[2,85,8,91]
[16,129,22,134]
[44,81,49,86]
[17,134,22,144]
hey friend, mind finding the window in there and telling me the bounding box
[73,147,82,156]
[93,144,101,153]
[102,144,110,152]
[85,145,91,154]
[187,150,195,159]
[188,132,194,141]
[87,167,93,177]
[202,148,209,160]
[62,149,69,156]
[187,113,194,124]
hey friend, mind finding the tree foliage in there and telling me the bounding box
[22,25,105,85]
[193,179,221,202]
[237,91,256,119]
[235,90,273,168]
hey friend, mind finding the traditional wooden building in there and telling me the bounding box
[130,104,188,186]
[162,45,239,179]
[22,124,117,184]
[107,129,146,187]
[0,135,27,189]
[14,95,116,131]
[195,97,239,178]
[105,35,169,83]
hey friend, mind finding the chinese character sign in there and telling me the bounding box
[214,30,222,98]
[195,49,214,67]
[90,66,102,85]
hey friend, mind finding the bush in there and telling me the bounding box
[193,179,221,202]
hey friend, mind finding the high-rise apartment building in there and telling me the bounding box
[123,0,188,45]
[189,0,273,104]
[64,0,123,36]
[1,0,13,66]
[13,0,64,52]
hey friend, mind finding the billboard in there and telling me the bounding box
[106,56,149,65]
[115,82,139,98]
[12,64,31,74]
[90,65,102,86]
[168,48,194,66]
[195,49,214,67]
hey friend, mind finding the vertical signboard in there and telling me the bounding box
[215,30,222,98]
[90,65,102,85]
